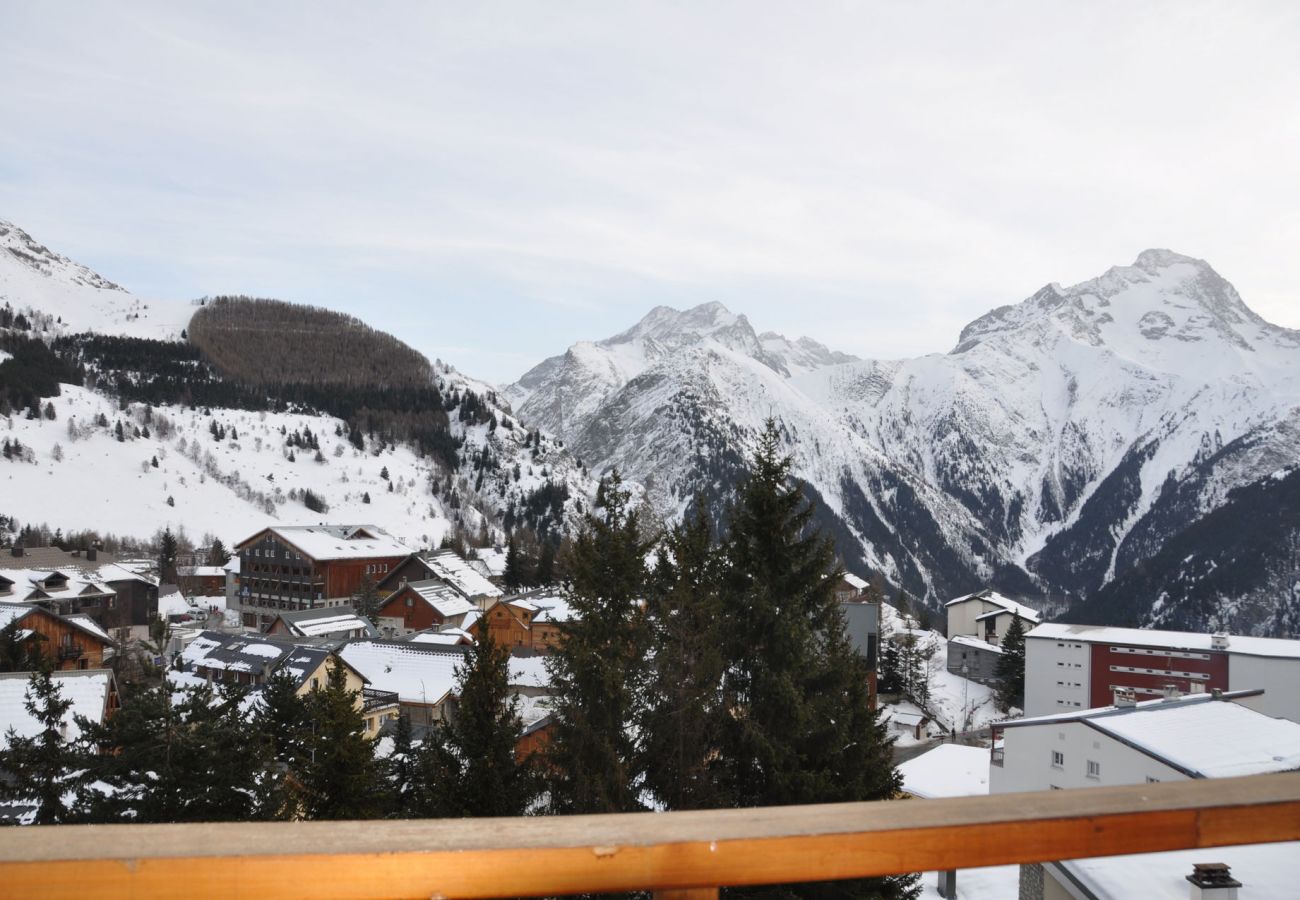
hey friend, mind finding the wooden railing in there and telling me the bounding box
[2,772,1298,900]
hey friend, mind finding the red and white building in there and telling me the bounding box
[1024,623,1300,724]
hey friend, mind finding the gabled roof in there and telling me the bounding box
[337,640,466,707]
[841,572,869,591]
[423,550,503,599]
[0,567,115,603]
[945,588,1041,623]
[406,628,474,646]
[182,630,297,675]
[510,589,576,624]
[271,607,378,639]
[390,579,475,619]
[276,646,370,691]
[998,690,1300,779]
[0,601,115,646]
[236,525,412,562]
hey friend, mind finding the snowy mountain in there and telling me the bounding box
[0,221,597,554]
[508,252,1300,632]
[0,220,193,339]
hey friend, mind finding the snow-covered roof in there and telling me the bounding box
[950,635,1003,654]
[889,710,928,728]
[507,654,551,690]
[897,744,990,799]
[521,591,576,624]
[403,579,475,618]
[842,572,869,591]
[337,640,465,707]
[0,669,113,750]
[424,550,503,599]
[474,547,508,578]
[1055,841,1300,900]
[407,629,473,646]
[240,525,413,562]
[0,567,115,602]
[1000,691,1300,778]
[1027,622,1300,659]
[181,630,296,674]
[177,566,227,578]
[272,607,377,638]
[64,614,112,644]
[945,588,1041,622]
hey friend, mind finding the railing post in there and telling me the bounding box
[654,889,719,900]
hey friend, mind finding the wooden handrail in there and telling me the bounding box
[2,772,1299,899]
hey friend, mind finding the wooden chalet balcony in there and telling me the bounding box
[2,772,1298,900]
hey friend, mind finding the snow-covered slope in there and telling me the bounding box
[0,219,598,550]
[508,252,1300,628]
[0,220,193,339]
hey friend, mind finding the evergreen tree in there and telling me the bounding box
[299,662,385,820]
[384,713,426,817]
[535,538,556,587]
[544,472,651,813]
[995,616,1028,712]
[77,682,279,823]
[420,627,539,817]
[639,506,727,811]
[207,538,231,567]
[503,538,532,592]
[0,619,37,672]
[158,526,178,583]
[0,666,83,824]
[714,420,915,899]
[354,573,381,623]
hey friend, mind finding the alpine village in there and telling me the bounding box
[4,7,1300,900]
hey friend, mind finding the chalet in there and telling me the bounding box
[944,588,1040,648]
[2,546,159,632]
[375,579,476,637]
[266,607,379,642]
[0,563,118,628]
[833,572,869,603]
[376,549,503,606]
[338,639,552,728]
[232,525,412,630]
[180,630,396,735]
[0,601,115,671]
[468,590,575,653]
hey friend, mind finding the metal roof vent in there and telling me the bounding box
[1211,632,1230,650]
[1113,688,1138,708]
[1186,862,1241,899]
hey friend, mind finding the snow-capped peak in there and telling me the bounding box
[0,218,193,340]
[954,249,1288,359]
[0,219,124,292]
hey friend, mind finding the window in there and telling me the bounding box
[1051,750,1064,768]
[1087,760,1100,780]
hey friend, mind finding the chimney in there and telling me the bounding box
[1211,632,1230,650]
[86,548,97,561]
[1113,688,1138,708]
[1186,863,1241,900]
[1162,684,1181,701]
[9,546,22,558]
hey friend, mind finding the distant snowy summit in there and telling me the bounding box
[506,250,1300,635]
[0,219,193,340]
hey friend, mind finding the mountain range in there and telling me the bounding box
[3,217,1298,634]
[507,250,1300,634]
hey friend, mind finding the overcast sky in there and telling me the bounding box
[2,2,1298,383]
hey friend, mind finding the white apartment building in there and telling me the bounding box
[944,588,1040,647]
[1024,622,1300,724]
[989,689,1300,795]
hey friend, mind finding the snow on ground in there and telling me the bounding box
[918,865,1020,899]
[0,383,454,550]
[880,603,1002,734]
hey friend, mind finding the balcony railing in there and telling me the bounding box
[362,687,400,712]
[57,644,84,661]
[1,772,1297,899]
